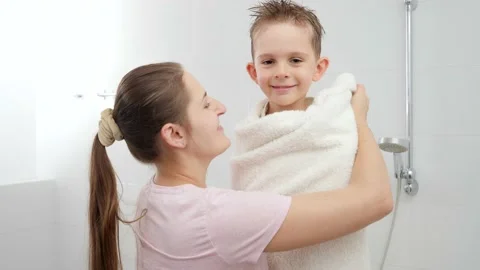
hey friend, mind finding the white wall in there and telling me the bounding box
[0,0,131,269]
[0,0,478,269]
[0,180,56,270]
[383,0,480,269]
[0,1,38,185]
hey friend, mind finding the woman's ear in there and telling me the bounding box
[160,123,187,149]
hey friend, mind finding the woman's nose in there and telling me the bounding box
[215,100,226,115]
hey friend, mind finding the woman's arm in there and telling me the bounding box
[265,85,393,252]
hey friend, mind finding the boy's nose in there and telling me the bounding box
[274,64,290,78]
[275,73,289,79]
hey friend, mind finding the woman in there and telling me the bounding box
[89,62,392,270]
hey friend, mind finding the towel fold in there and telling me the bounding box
[230,73,371,270]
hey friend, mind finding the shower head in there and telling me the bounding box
[378,137,409,153]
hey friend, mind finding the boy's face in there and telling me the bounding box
[247,22,329,112]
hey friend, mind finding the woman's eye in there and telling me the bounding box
[204,102,211,108]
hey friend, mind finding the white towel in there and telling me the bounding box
[230,73,371,270]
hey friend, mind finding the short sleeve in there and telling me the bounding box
[205,187,291,265]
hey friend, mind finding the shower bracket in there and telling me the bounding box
[393,154,419,196]
[399,167,418,195]
[405,0,418,11]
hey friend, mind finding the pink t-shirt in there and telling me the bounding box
[132,180,291,270]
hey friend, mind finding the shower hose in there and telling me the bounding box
[379,176,402,270]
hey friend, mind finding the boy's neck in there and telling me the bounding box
[267,97,313,115]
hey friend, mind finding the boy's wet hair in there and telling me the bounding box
[248,0,325,58]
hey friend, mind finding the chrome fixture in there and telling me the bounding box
[402,0,419,196]
[378,137,418,195]
[97,89,116,100]
[97,92,116,99]
[73,91,116,99]
[405,0,417,175]
[379,2,419,269]
[379,0,419,196]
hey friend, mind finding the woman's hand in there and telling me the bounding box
[351,84,369,126]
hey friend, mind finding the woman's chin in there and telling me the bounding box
[216,136,231,156]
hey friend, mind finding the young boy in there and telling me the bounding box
[231,1,371,269]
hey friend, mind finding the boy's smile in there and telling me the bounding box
[246,22,329,114]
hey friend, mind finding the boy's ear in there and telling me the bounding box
[313,57,329,81]
[246,62,258,84]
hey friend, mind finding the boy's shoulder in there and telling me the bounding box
[243,97,269,120]
[258,100,269,117]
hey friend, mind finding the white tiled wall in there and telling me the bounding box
[1,0,479,269]
[381,1,480,269]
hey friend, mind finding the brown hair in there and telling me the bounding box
[88,62,189,270]
[248,0,325,58]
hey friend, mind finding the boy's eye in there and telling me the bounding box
[291,58,302,63]
[204,102,211,109]
[262,60,274,65]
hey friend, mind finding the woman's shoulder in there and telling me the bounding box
[139,182,291,219]
[204,187,291,222]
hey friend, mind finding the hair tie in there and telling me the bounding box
[98,108,123,147]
